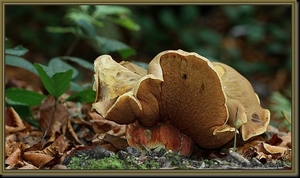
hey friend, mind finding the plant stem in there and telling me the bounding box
[281,110,291,125]
[233,107,239,152]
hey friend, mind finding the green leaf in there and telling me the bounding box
[109,16,140,31]
[60,56,94,71]
[77,18,97,36]
[48,58,78,79]
[5,55,38,75]
[34,63,66,78]
[93,5,131,18]
[118,48,136,59]
[5,45,28,56]
[5,88,46,106]
[46,26,77,34]
[95,36,132,54]
[66,88,96,103]
[34,63,73,98]
[66,8,103,29]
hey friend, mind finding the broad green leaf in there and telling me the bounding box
[5,45,28,56]
[51,70,73,98]
[34,63,68,78]
[34,63,73,98]
[5,88,46,106]
[60,56,94,71]
[66,87,96,103]
[5,55,38,75]
[48,58,78,79]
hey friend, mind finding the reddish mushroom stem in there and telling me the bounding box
[126,121,195,156]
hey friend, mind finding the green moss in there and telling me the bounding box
[65,149,194,169]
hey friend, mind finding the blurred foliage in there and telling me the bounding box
[5,5,293,130]
[46,5,140,59]
[269,88,292,132]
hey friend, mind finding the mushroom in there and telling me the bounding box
[92,54,195,155]
[212,62,270,141]
[140,50,238,149]
[92,55,146,124]
[126,121,194,156]
[92,49,270,154]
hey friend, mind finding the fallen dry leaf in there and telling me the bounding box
[22,135,70,169]
[22,151,54,168]
[102,133,129,150]
[5,107,27,134]
[236,131,292,164]
[39,95,69,137]
[262,142,288,154]
[5,147,21,168]
[88,111,126,136]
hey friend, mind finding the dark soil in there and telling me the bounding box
[61,146,291,170]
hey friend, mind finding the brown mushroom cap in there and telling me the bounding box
[139,49,236,149]
[126,121,194,156]
[212,62,270,141]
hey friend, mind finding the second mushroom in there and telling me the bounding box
[92,49,270,156]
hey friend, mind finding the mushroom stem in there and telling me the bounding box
[126,121,195,156]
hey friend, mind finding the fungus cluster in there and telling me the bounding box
[92,49,270,156]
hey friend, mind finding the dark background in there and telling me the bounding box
[4,5,293,131]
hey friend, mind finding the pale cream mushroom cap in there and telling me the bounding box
[212,62,270,141]
[92,55,146,124]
